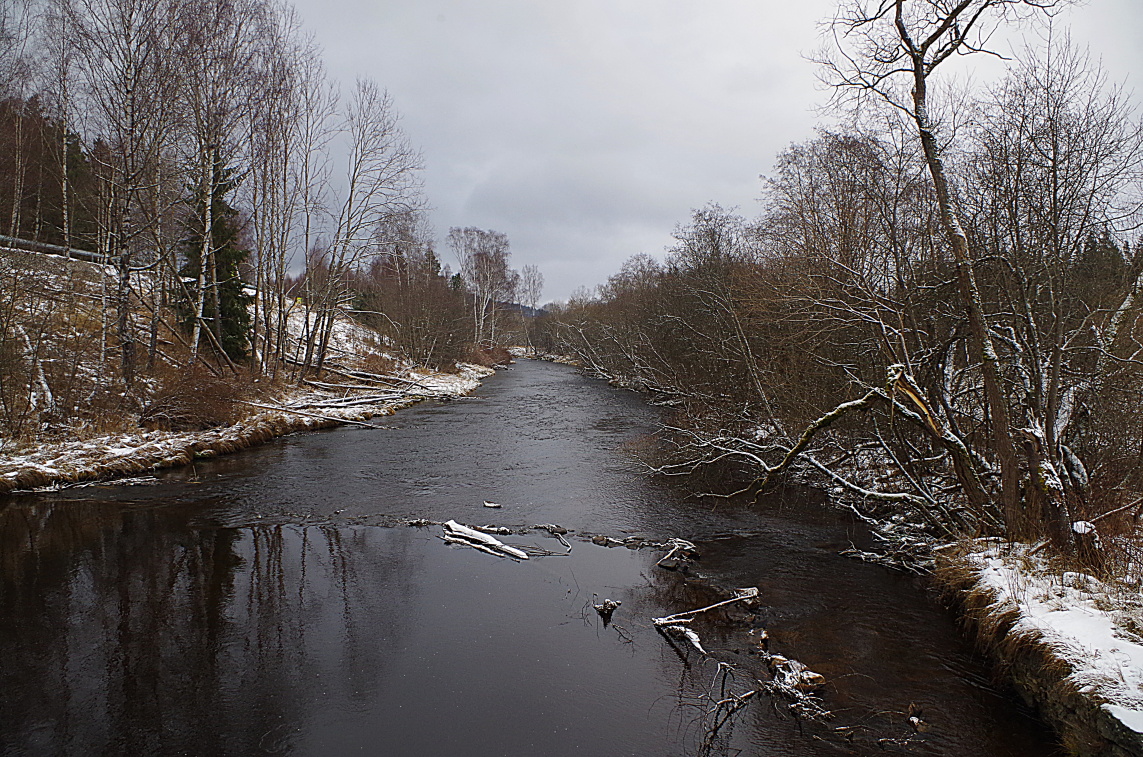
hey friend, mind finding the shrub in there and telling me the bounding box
[139,364,249,431]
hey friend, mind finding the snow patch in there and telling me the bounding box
[968,545,1143,733]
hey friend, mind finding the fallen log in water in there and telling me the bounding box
[443,520,529,560]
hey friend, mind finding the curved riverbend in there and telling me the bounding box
[0,360,1061,755]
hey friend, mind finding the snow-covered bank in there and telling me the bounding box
[937,543,1143,756]
[0,363,493,494]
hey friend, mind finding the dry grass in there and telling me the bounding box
[468,345,513,367]
[934,546,1141,756]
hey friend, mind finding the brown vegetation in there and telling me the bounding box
[935,549,1143,756]
[468,345,514,368]
[545,13,1143,566]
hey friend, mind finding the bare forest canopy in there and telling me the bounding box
[535,1,1143,556]
[0,0,543,444]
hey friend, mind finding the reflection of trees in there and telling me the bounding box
[0,500,418,755]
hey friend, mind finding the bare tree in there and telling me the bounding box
[301,78,422,374]
[67,0,176,386]
[449,226,517,346]
[245,7,328,374]
[172,0,265,364]
[518,263,543,348]
[821,0,1078,540]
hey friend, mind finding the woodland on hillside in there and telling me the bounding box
[0,0,537,445]
[540,1,1143,561]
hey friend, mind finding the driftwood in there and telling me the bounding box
[443,520,529,560]
[657,537,698,570]
[236,400,388,429]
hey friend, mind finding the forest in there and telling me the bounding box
[0,0,540,444]
[3,0,1142,565]
[535,3,1143,568]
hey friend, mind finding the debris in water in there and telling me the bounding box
[658,623,707,655]
[442,520,528,560]
[657,537,698,570]
[535,524,572,552]
[593,597,621,625]
[473,525,513,535]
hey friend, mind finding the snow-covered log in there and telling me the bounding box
[443,520,528,560]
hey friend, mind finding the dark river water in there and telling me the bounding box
[0,360,1060,756]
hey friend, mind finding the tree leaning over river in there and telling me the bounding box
[545,0,1143,562]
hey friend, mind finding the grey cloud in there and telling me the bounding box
[297,0,1142,301]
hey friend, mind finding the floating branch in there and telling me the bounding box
[652,587,759,627]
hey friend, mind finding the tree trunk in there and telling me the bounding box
[910,66,1026,537]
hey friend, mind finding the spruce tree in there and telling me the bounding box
[179,162,252,361]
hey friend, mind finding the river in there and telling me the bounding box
[0,359,1060,756]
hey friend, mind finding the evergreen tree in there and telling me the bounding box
[179,162,252,361]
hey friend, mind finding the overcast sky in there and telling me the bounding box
[291,0,1143,303]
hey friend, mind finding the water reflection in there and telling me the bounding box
[0,502,425,755]
[0,361,1062,756]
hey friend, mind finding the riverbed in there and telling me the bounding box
[0,360,1061,755]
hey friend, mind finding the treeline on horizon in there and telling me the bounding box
[536,5,1143,558]
[0,0,542,443]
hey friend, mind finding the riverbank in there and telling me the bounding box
[0,363,494,494]
[546,354,1143,755]
[934,542,1143,756]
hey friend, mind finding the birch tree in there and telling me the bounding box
[173,0,264,364]
[449,226,516,346]
[67,0,175,386]
[301,78,422,374]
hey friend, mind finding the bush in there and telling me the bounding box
[468,346,513,367]
[139,365,250,431]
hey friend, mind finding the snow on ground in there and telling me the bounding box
[967,543,1143,734]
[284,306,394,366]
[0,250,499,492]
[407,363,491,395]
[0,361,493,493]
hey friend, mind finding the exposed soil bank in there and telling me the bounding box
[936,549,1143,756]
